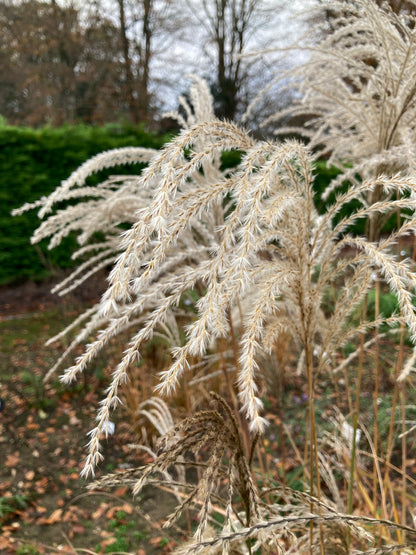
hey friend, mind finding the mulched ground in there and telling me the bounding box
[0,276,181,555]
[0,271,106,317]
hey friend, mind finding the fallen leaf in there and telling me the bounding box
[100,537,117,548]
[43,508,62,525]
[0,538,10,550]
[33,504,47,514]
[2,524,19,533]
[106,507,118,519]
[92,503,108,520]
[119,503,133,514]
[100,530,112,538]
[114,486,128,496]
[72,524,85,534]
[0,480,12,491]
[5,454,19,467]
[62,507,79,523]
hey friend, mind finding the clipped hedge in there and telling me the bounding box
[0,123,170,285]
[2,126,388,286]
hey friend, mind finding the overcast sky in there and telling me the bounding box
[70,0,320,112]
[154,0,319,111]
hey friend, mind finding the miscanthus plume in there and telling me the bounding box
[14,76,416,479]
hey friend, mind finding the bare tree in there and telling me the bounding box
[108,0,185,122]
[0,0,127,125]
[186,0,274,119]
[0,0,284,125]
[117,0,138,121]
[0,0,82,124]
[136,0,152,119]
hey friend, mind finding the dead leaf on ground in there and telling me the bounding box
[114,486,128,496]
[92,503,109,520]
[5,453,19,467]
[42,508,62,525]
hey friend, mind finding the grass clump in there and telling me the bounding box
[14,2,416,553]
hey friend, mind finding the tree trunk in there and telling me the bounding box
[117,0,138,123]
[138,0,152,121]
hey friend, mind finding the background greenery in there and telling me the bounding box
[0,123,170,284]
[0,126,369,286]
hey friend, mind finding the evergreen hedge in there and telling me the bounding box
[1,124,372,286]
[0,123,170,285]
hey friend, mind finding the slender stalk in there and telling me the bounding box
[306,347,314,555]
[397,221,408,537]
[400,384,407,540]
[342,364,353,414]
[384,328,405,479]
[219,337,239,416]
[305,341,324,555]
[373,277,381,518]
[383,324,405,544]
[347,351,363,516]
[347,311,366,550]
[273,343,288,487]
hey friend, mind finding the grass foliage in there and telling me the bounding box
[16,2,416,554]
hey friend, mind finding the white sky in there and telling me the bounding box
[60,0,319,112]
[153,0,319,110]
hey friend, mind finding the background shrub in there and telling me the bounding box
[0,123,170,284]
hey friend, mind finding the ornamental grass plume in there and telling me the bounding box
[14,57,416,553]
[17,74,416,472]
[250,0,416,219]
[89,393,377,555]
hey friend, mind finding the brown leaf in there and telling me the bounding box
[0,480,13,491]
[119,502,133,514]
[43,508,62,525]
[33,504,47,514]
[100,530,112,538]
[114,486,128,497]
[92,503,108,520]
[35,477,48,494]
[105,503,133,517]
[62,507,78,523]
[100,537,117,547]
[2,523,20,532]
[5,453,19,467]
[0,538,11,550]
[72,524,85,534]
